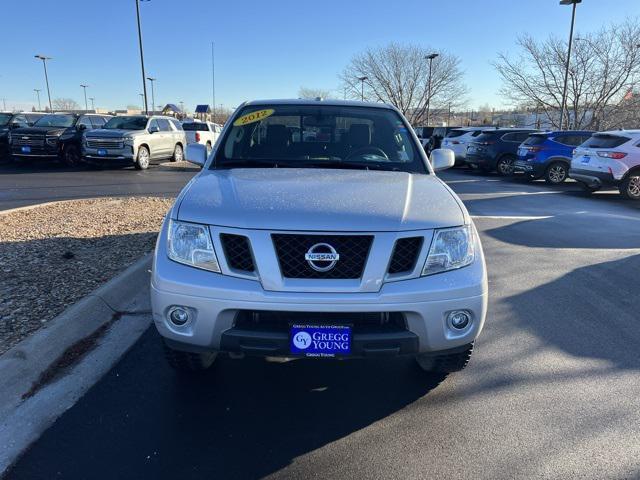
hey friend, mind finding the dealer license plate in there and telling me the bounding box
[21,146,31,153]
[97,149,107,156]
[290,324,351,357]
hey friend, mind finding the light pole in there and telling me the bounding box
[135,0,149,114]
[139,93,144,111]
[34,89,42,111]
[89,97,95,111]
[357,76,368,101]
[559,0,581,130]
[147,77,156,114]
[80,84,89,112]
[34,54,53,112]
[179,101,185,115]
[425,53,439,126]
[211,41,216,122]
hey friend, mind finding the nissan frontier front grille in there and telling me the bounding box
[272,234,373,279]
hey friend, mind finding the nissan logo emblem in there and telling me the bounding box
[304,243,340,272]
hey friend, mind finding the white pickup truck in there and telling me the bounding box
[182,120,222,155]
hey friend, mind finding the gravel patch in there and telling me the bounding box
[0,196,174,355]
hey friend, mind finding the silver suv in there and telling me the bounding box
[82,115,187,169]
[151,99,488,377]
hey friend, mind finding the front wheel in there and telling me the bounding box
[545,162,568,185]
[135,146,150,170]
[496,156,515,176]
[415,343,474,373]
[63,144,82,166]
[619,174,640,200]
[171,144,183,162]
[163,342,217,372]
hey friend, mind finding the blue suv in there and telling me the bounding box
[514,131,593,184]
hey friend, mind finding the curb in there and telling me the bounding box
[0,253,154,475]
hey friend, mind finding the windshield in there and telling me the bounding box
[0,113,12,126]
[103,116,148,130]
[581,134,629,149]
[182,122,210,132]
[34,114,76,128]
[214,104,426,173]
[523,135,546,146]
[446,130,468,138]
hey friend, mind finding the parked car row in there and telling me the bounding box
[431,125,640,201]
[3,112,221,169]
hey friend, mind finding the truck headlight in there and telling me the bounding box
[123,136,134,146]
[46,136,59,146]
[422,225,475,276]
[167,220,220,273]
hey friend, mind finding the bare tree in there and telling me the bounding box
[494,19,640,130]
[212,106,233,125]
[298,87,333,99]
[52,98,81,111]
[339,43,468,124]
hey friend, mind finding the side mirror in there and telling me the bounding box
[185,143,207,166]
[430,148,455,172]
[149,125,160,134]
[77,124,87,131]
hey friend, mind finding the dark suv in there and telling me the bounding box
[9,113,111,165]
[513,130,593,184]
[0,112,46,156]
[465,128,539,175]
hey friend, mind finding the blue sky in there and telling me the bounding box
[0,0,637,112]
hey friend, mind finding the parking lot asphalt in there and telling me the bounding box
[0,161,197,211]
[5,169,640,480]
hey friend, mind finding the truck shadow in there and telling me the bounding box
[7,329,448,480]
[503,254,640,370]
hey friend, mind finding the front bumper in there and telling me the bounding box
[82,145,136,161]
[10,145,59,158]
[569,168,617,187]
[151,230,488,357]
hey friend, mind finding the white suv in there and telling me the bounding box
[441,127,486,165]
[570,130,640,200]
[151,99,488,377]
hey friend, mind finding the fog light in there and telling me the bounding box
[448,310,471,330]
[168,306,190,326]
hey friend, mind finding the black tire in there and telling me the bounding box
[171,143,183,162]
[163,342,217,372]
[578,182,600,193]
[544,161,568,185]
[496,155,516,176]
[63,144,82,166]
[415,343,474,373]
[619,174,640,200]
[135,145,150,170]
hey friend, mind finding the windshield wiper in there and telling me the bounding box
[299,160,402,172]
[216,158,291,169]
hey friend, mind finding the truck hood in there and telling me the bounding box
[11,127,67,136]
[176,168,465,232]
[85,129,143,138]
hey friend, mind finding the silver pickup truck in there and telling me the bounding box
[151,99,488,379]
[82,115,187,169]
